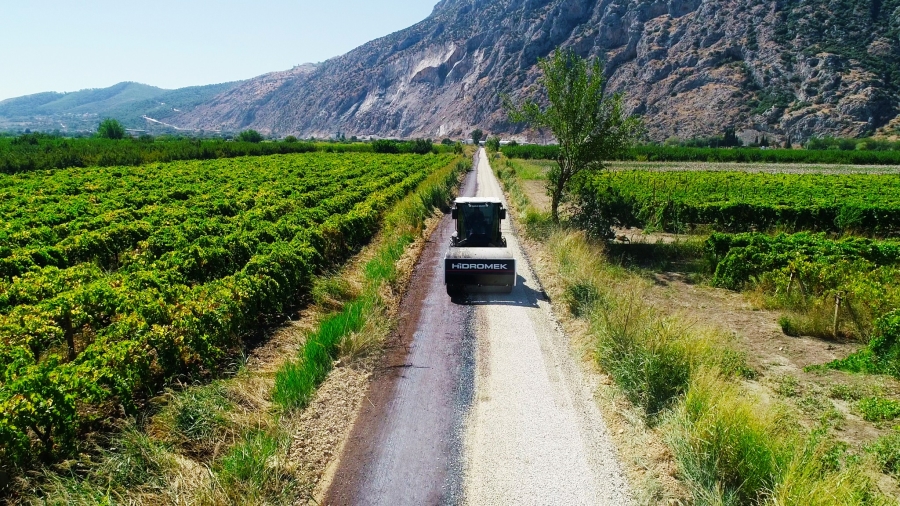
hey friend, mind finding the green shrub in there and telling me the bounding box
[857,397,900,422]
[563,282,603,317]
[830,309,900,378]
[779,315,801,337]
[501,144,900,165]
[237,130,263,143]
[97,119,126,140]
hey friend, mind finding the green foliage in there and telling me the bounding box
[594,301,692,418]
[485,136,501,153]
[857,397,900,422]
[97,119,126,140]
[470,129,484,146]
[707,233,900,290]
[667,370,790,505]
[576,170,900,235]
[779,315,801,337]
[168,383,232,444]
[371,139,435,155]
[867,430,900,479]
[0,152,455,470]
[237,130,263,143]
[668,370,885,506]
[216,429,293,495]
[830,309,900,378]
[501,144,900,165]
[372,139,400,154]
[0,135,325,173]
[272,297,369,410]
[505,48,642,222]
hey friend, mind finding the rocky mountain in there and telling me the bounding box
[0,81,242,134]
[170,0,900,143]
[5,0,897,142]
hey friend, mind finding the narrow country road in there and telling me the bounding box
[323,149,631,505]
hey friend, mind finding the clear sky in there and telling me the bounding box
[0,0,438,101]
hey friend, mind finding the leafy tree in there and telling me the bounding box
[485,136,501,152]
[471,129,484,146]
[238,130,263,143]
[723,126,741,147]
[409,139,434,155]
[372,139,399,153]
[506,48,643,222]
[284,135,298,143]
[97,118,126,140]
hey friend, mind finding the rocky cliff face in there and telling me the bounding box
[174,0,900,142]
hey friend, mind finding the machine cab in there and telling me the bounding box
[450,198,507,248]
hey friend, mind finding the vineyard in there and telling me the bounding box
[501,144,900,165]
[0,152,456,467]
[574,170,900,235]
[0,133,456,174]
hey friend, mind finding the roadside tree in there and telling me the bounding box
[97,118,126,140]
[238,129,264,143]
[505,48,643,223]
[471,129,484,146]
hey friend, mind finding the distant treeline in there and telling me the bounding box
[501,144,900,165]
[0,133,456,174]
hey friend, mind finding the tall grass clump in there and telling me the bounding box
[666,369,791,504]
[272,296,371,410]
[666,370,885,506]
[215,428,295,500]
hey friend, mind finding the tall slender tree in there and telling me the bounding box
[506,49,643,222]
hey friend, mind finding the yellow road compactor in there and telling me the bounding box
[444,197,516,297]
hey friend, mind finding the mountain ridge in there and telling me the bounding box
[4,0,898,142]
[169,0,900,142]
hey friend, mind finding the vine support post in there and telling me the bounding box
[833,293,843,338]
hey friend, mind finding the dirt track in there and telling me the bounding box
[323,149,630,505]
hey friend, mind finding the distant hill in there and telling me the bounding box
[170,0,900,143]
[0,81,242,134]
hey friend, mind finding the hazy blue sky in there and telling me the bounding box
[0,0,438,101]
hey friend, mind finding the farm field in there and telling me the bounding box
[502,144,900,165]
[0,151,455,469]
[499,155,900,502]
[579,169,900,234]
[0,133,456,174]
